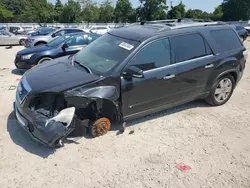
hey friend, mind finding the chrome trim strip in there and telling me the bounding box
[144,55,214,73]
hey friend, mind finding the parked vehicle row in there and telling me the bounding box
[25,28,85,48]
[13,22,247,147]
[15,32,100,69]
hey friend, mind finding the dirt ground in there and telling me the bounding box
[0,41,250,188]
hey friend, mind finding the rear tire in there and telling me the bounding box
[205,75,235,106]
[37,57,52,65]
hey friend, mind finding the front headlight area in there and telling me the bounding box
[21,53,34,60]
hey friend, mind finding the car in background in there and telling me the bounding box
[234,25,248,41]
[28,27,56,36]
[25,28,84,48]
[7,26,25,35]
[83,26,111,35]
[0,30,27,46]
[22,26,34,33]
[15,32,100,69]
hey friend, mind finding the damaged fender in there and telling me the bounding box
[65,86,123,130]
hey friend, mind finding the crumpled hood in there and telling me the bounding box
[24,56,101,93]
[17,45,53,55]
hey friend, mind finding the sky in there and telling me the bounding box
[50,0,223,13]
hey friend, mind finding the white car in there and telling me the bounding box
[83,26,111,35]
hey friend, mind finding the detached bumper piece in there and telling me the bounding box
[14,102,76,147]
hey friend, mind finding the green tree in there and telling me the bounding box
[99,0,114,22]
[54,0,64,22]
[167,2,185,19]
[221,0,250,21]
[185,9,202,18]
[81,0,100,23]
[61,0,81,23]
[139,0,168,21]
[212,5,223,21]
[114,0,133,23]
[0,3,13,22]
[20,0,55,22]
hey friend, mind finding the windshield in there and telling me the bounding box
[74,34,139,74]
[47,34,71,47]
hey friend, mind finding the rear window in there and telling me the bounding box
[210,29,242,52]
[170,34,207,63]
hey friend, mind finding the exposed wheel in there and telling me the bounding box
[37,57,52,65]
[206,75,235,106]
[89,117,111,137]
[19,39,25,45]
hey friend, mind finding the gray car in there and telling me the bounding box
[25,28,84,48]
[0,30,27,46]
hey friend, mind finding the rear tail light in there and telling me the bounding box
[243,50,248,61]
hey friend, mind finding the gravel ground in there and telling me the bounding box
[0,41,250,188]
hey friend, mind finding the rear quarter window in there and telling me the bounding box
[210,29,242,52]
[170,33,207,63]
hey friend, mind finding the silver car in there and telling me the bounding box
[0,30,27,46]
[25,28,84,48]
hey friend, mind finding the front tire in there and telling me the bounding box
[205,75,235,106]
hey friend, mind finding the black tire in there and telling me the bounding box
[205,75,235,106]
[37,57,52,65]
[19,39,25,45]
[35,42,46,46]
[54,139,64,148]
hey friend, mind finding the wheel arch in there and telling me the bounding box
[34,41,47,46]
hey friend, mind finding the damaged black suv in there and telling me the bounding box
[14,23,247,147]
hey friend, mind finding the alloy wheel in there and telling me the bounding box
[214,78,233,103]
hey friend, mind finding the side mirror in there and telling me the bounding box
[62,43,69,50]
[122,66,144,79]
[51,33,56,38]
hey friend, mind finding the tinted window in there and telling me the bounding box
[210,29,242,51]
[54,30,65,37]
[170,34,207,63]
[47,35,71,47]
[130,39,171,71]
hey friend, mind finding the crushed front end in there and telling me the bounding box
[14,76,123,147]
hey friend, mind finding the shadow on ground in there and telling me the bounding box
[7,112,56,158]
[7,100,211,157]
[11,69,25,76]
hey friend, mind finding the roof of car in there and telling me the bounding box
[108,23,233,42]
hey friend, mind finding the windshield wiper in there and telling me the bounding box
[73,60,92,74]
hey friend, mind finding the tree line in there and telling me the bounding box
[0,0,249,23]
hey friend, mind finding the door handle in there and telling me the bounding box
[163,74,175,80]
[205,64,214,69]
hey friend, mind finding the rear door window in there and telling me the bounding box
[210,29,242,52]
[129,38,171,71]
[170,34,207,63]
